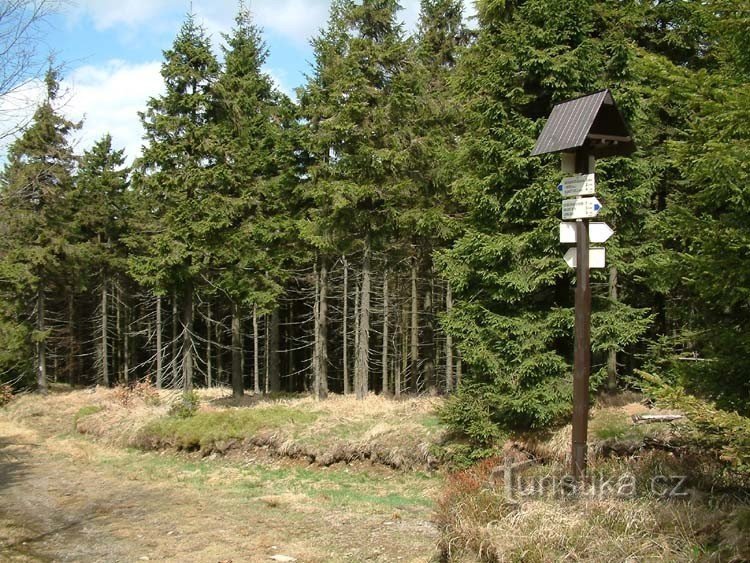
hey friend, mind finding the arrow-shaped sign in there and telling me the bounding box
[562,197,602,220]
[557,173,595,197]
[564,247,606,269]
[559,222,614,244]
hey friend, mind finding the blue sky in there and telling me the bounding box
[8,0,474,164]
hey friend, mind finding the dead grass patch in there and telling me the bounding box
[436,450,750,562]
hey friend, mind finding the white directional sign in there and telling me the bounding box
[564,247,606,269]
[559,222,614,244]
[562,197,602,220]
[557,173,595,197]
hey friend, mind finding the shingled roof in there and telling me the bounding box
[530,89,636,158]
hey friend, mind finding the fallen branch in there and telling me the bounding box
[631,414,684,425]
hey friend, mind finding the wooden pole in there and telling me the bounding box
[571,151,594,479]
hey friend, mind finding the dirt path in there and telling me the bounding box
[0,416,438,562]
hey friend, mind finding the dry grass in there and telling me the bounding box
[513,398,682,467]
[3,386,446,470]
[435,398,750,563]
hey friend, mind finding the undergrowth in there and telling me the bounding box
[0,384,13,407]
[436,450,750,562]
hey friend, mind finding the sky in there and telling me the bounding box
[3,0,476,163]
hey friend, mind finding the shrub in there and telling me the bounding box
[639,371,750,479]
[113,381,161,407]
[168,390,200,418]
[0,384,13,407]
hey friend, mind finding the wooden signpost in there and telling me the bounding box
[531,90,636,480]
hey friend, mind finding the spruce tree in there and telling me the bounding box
[437,0,662,433]
[0,68,79,391]
[646,2,750,413]
[300,0,418,399]
[212,5,301,397]
[70,134,130,387]
[404,0,468,393]
[130,13,220,394]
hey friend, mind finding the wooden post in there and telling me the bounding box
[571,151,594,479]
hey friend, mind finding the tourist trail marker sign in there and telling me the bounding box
[558,173,596,197]
[562,197,602,220]
[559,222,614,244]
[532,89,636,480]
[564,247,606,269]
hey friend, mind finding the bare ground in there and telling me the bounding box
[0,413,439,562]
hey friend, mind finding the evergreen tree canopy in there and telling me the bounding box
[0,68,79,384]
[130,13,220,293]
[211,5,301,311]
[299,0,418,255]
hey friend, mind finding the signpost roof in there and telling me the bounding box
[530,89,636,158]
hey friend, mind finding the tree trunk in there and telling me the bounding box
[287,305,296,391]
[355,236,371,400]
[456,352,462,388]
[445,284,453,393]
[400,297,408,397]
[115,285,122,383]
[607,265,619,393]
[314,257,329,399]
[424,275,435,394]
[215,310,223,386]
[181,281,194,394]
[36,286,47,394]
[171,292,178,388]
[410,257,419,393]
[264,315,270,394]
[231,301,243,398]
[381,268,389,395]
[101,279,109,387]
[156,294,163,389]
[342,256,349,395]
[269,307,281,393]
[122,286,129,384]
[354,280,360,373]
[253,305,260,394]
[67,291,76,385]
[206,302,212,388]
[312,261,319,391]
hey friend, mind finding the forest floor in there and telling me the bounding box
[0,388,446,562]
[5,387,748,562]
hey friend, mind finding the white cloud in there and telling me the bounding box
[67,0,474,45]
[67,0,181,30]
[62,60,164,163]
[251,0,330,45]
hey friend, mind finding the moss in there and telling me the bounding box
[139,405,320,451]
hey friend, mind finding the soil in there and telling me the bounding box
[0,414,438,562]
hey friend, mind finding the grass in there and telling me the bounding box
[138,404,321,451]
[434,396,750,562]
[73,405,103,426]
[436,449,750,562]
[4,386,448,470]
[91,443,437,514]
